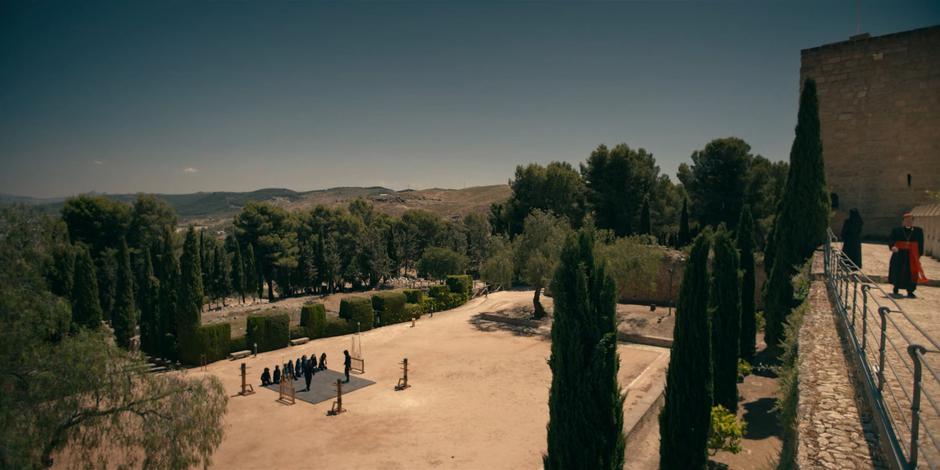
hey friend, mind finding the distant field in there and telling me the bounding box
[2,184,511,228]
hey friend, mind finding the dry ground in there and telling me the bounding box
[193,291,668,470]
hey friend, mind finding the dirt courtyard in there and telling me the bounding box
[192,291,668,469]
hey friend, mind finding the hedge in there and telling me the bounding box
[339,297,375,331]
[446,274,473,296]
[423,292,468,314]
[404,303,422,320]
[428,284,450,298]
[323,317,356,337]
[180,323,231,365]
[289,325,306,340]
[373,291,407,325]
[403,289,426,304]
[300,303,327,338]
[229,335,248,354]
[246,313,290,353]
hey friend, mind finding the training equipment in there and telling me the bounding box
[278,375,296,405]
[395,358,411,391]
[328,379,346,416]
[350,323,365,374]
[237,363,255,396]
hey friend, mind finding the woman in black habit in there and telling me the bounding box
[840,209,863,269]
[261,367,272,386]
[273,365,281,384]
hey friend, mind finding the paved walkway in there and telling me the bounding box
[848,242,940,285]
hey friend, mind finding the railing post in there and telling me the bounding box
[877,307,890,392]
[858,285,871,332]
[861,296,869,353]
[851,278,859,326]
[907,344,926,468]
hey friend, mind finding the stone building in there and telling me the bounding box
[800,25,940,239]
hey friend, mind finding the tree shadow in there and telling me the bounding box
[751,346,780,378]
[742,397,781,440]
[467,313,547,339]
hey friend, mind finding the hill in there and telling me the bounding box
[4,185,511,228]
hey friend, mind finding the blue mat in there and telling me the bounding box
[262,369,375,405]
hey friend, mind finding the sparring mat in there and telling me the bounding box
[262,369,375,405]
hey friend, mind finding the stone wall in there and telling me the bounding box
[800,26,940,240]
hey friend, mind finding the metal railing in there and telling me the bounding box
[824,229,940,469]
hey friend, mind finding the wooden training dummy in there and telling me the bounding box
[395,358,411,391]
[328,379,346,415]
[278,373,296,405]
[238,363,255,396]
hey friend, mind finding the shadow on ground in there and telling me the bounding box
[467,313,548,339]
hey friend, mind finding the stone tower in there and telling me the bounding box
[800,25,940,239]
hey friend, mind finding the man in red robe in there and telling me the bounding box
[888,212,928,298]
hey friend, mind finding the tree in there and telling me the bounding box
[710,228,740,413]
[679,137,752,230]
[71,244,103,330]
[639,196,652,235]
[660,232,712,470]
[513,210,569,318]
[128,194,177,253]
[177,227,203,344]
[47,241,75,299]
[157,227,179,359]
[213,243,230,307]
[544,230,624,469]
[95,251,117,330]
[581,143,659,237]
[0,208,228,469]
[498,161,587,237]
[464,212,491,275]
[764,79,830,351]
[112,238,138,349]
[417,247,468,281]
[677,198,691,248]
[480,235,513,291]
[233,202,298,301]
[244,243,259,300]
[60,194,131,257]
[736,206,757,362]
[230,237,246,303]
[138,247,160,355]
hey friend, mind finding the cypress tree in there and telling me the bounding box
[231,237,246,303]
[710,228,741,413]
[214,243,230,307]
[545,230,624,469]
[72,244,103,329]
[96,252,117,327]
[113,238,137,349]
[177,227,204,344]
[736,206,757,362]
[158,227,179,359]
[640,196,652,236]
[660,232,712,470]
[138,247,160,354]
[245,243,261,300]
[48,242,75,298]
[764,78,830,350]
[677,198,691,248]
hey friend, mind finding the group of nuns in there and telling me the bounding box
[260,352,328,392]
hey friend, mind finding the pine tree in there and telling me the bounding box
[158,227,179,359]
[544,230,624,469]
[710,228,741,413]
[231,237,246,303]
[736,206,757,362]
[214,243,230,307]
[764,79,830,350]
[660,232,712,470]
[112,238,138,349]
[138,247,160,355]
[640,196,652,235]
[678,198,691,248]
[177,227,204,344]
[72,244,103,330]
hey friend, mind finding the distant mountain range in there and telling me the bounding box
[0,185,511,228]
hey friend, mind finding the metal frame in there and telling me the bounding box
[824,229,938,469]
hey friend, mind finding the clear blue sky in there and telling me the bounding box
[1,0,937,198]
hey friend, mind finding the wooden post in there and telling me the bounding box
[395,358,411,391]
[238,363,255,396]
[329,379,346,415]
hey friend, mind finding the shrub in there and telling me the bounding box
[323,317,355,337]
[737,360,752,382]
[404,303,422,320]
[300,303,327,338]
[372,291,407,325]
[403,289,425,304]
[289,325,306,340]
[339,297,374,331]
[446,274,473,296]
[707,405,747,456]
[422,292,468,314]
[428,285,450,298]
[246,313,290,353]
[229,335,247,354]
[180,323,231,365]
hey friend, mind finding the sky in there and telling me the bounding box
[1,0,938,198]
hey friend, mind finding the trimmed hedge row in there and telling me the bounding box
[428,284,450,298]
[323,317,356,337]
[403,289,426,304]
[446,275,473,297]
[300,303,327,338]
[424,292,468,313]
[246,313,290,353]
[373,291,407,325]
[180,323,231,365]
[340,297,374,331]
[404,303,422,320]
